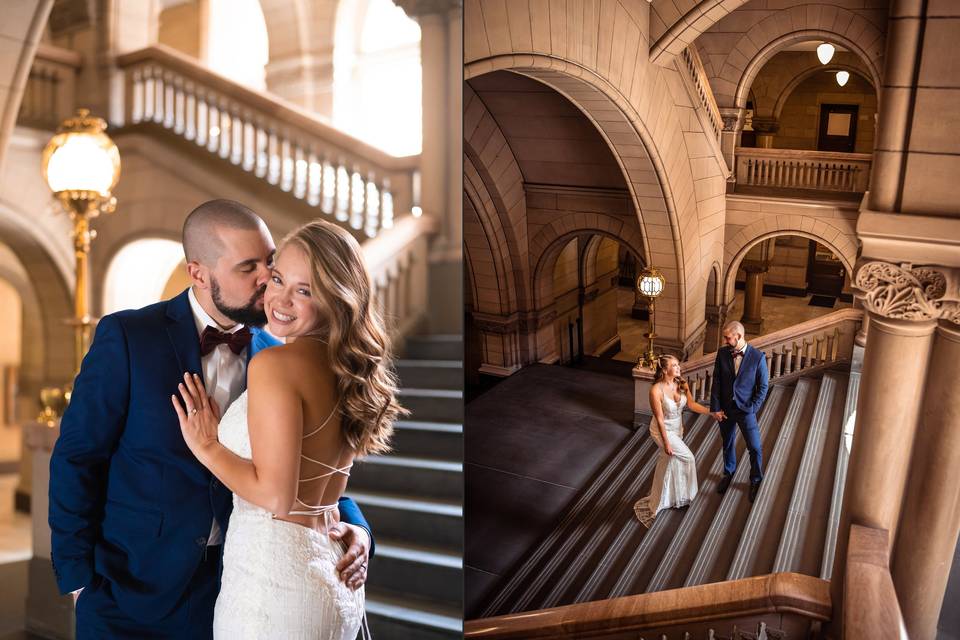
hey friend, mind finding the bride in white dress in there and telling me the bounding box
[173,220,404,638]
[634,355,716,527]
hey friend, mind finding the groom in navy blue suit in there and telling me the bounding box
[710,320,769,503]
[49,200,373,638]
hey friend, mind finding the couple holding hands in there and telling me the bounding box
[635,321,769,527]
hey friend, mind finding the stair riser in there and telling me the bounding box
[367,556,463,607]
[359,504,462,553]
[351,464,462,501]
[404,340,463,361]
[367,614,461,640]
[396,364,464,390]
[391,428,462,460]
[401,395,463,423]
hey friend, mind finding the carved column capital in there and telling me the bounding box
[854,261,960,325]
[393,0,462,19]
[719,107,745,132]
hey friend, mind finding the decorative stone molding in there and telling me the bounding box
[394,0,462,18]
[470,312,520,335]
[751,117,780,135]
[854,261,960,324]
[719,107,745,132]
[518,309,557,332]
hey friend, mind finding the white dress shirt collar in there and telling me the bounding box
[187,287,246,336]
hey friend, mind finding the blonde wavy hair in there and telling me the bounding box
[281,220,405,456]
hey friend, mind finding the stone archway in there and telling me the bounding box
[730,25,884,110]
[722,220,856,307]
[465,56,696,349]
[649,0,751,66]
[772,65,874,121]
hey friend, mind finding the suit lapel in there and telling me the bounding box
[165,289,203,377]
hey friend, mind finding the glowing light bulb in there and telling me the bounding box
[836,70,850,87]
[817,42,835,65]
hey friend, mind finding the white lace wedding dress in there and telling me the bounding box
[633,391,698,527]
[213,391,365,639]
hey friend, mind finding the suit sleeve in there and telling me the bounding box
[749,352,769,415]
[338,496,375,557]
[49,314,130,594]
[710,353,722,413]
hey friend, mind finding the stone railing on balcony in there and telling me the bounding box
[844,525,908,640]
[115,45,419,243]
[464,572,831,639]
[633,308,862,425]
[17,43,82,130]
[735,147,872,195]
[680,46,723,143]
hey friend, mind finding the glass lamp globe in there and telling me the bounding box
[637,267,665,298]
[41,109,121,200]
[817,42,835,65]
[836,70,850,87]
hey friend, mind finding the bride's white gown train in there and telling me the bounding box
[213,391,365,639]
[633,392,698,528]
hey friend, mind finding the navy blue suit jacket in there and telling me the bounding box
[49,289,370,623]
[709,344,769,416]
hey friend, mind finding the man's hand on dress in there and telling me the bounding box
[71,587,83,604]
[330,521,370,591]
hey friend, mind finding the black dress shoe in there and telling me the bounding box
[717,474,732,495]
[749,481,761,503]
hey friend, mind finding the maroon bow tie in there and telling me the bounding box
[199,325,252,357]
[732,349,744,358]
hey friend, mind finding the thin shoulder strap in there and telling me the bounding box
[302,400,341,439]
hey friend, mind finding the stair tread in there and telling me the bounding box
[395,420,463,434]
[361,455,462,472]
[365,591,463,631]
[396,359,464,368]
[351,490,463,516]
[377,539,463,568]
[398,388,463,399]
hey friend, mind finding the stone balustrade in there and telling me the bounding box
[736,147,872,194]
[16,44,81,131]
[680,46,723,142]
[633,308,862,426]
[115,45,420,242]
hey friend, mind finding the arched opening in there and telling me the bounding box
[726,233,852,340]
[333,0,422,156]
[0,277,22,426]
[103,238,189,314]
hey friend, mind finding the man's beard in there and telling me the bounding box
[211,278,267,327]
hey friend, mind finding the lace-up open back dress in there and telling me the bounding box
[213,390,365,639]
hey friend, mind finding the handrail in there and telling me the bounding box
[844,525,908,639]
[635,308,863,406]
[115,44,419,241]
[680,46,723,142]
[464,572,831,639]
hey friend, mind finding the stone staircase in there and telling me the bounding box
[351,335,463,639]
[477,368,853,617]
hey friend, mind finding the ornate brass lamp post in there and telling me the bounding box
[39,109,120,417]
[636,266,665,367]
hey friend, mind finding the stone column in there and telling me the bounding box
[719,107,744,192]
[704,303,727,354]
[24,420,74,639]
[829,261,946,629]
[891,319,960,640]
[751,117,779,149]
[740,264,766,334]
[396,0,463,334]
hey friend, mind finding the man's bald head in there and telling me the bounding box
[723,320,745,337]
[182,199,265,266]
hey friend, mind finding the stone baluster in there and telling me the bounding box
[163,71,175,129]
[770,348,781,379]
[279,137,293,192]
[781,344,791,375]
[267,130,280,185]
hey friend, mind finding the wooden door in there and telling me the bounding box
[807,241,845,297]
[817,104,859,152]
